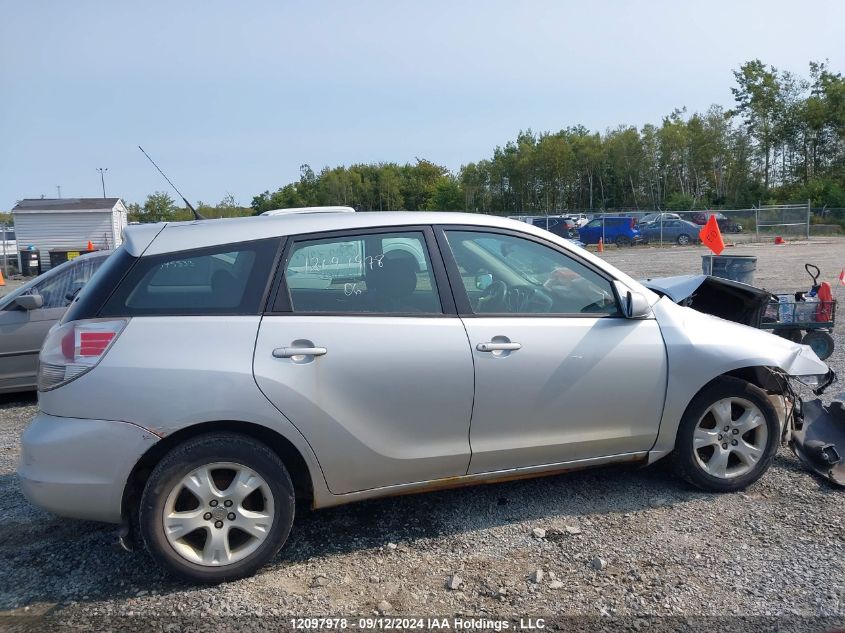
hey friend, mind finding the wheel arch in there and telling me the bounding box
[122,420,316,522]
[678,366,788,426]
[649,365,790,464]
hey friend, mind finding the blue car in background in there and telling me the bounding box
[577,217,644,246]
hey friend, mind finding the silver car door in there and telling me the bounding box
[253,228,474,495]
[438,227,668,474]
[0,305,63,391]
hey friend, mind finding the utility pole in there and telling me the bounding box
[96,167,108,198]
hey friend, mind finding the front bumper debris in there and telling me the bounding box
[790,395,845,487]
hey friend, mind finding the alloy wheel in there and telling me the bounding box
[162,462,275,566]
[692,397,768,479]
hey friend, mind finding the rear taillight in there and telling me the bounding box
[629,218,635,229]
[38,318,128,391]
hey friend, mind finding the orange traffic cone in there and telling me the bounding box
[87,240,94,251]
[0,269,5,286]
[774,236,784,245]
[597,237,604,253]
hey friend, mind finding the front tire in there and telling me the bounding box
[676,234,690,245]
[671,376,779,492]
[139,433,295,583]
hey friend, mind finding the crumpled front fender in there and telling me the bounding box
[778,342,832,377]
[648,297,831,461]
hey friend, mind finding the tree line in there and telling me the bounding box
[129,59,845,223]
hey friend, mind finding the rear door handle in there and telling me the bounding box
[476,342,521,352]
[272,346,327,358]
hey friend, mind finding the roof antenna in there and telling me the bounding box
[138,146,206,220]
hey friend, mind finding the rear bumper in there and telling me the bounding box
[18,412,160,523]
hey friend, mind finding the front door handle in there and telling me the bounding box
[476,341,521,352]
[272,346,327,358]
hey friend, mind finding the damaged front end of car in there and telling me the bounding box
[789,378,845,487]
[644,274,843,487]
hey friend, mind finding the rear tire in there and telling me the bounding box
[139,433,295,583]
[676,234,690,246]
[671,376,779,492]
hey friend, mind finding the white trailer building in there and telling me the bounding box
[11,198,128,272]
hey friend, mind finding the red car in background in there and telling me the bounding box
[689,212,743,233]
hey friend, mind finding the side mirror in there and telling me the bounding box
[15,294,44,311]
[65,286,83,303]
[475,272,493,291]
[613,281,650,319]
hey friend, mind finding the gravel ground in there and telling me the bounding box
[1,239,844,629]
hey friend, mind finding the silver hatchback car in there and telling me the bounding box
[19,210,832,582]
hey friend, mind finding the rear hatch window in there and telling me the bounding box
[98,239,280,317]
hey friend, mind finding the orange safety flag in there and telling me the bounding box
[86,240,94,251]
[699,215,725,255]
[817,281,833,322]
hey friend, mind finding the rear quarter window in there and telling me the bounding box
[99,238,280,316]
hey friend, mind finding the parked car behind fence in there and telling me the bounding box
[638,219,702,245]
[577,216,644,246]
[690,212,742,233]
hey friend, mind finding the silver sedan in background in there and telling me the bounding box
[0,250,109,393]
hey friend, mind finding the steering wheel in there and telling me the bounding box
[510,286,553,313]
[476,279,508,312]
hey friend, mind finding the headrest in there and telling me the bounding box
[368,254,418,299]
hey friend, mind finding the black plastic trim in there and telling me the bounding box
[63,249,137,323]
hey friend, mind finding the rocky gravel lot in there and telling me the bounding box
[1,239,844,630]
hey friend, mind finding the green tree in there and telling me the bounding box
[730,60,789,191]
[426,177,464,210]
[240,58,843,216]
[142,191,177,222]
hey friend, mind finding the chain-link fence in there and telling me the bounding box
[527,201,845,247]
[753,204,811,240]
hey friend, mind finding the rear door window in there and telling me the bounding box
[100,239,279,316]
[278,231,441,314]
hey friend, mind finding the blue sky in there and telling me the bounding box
[1,0,843,208]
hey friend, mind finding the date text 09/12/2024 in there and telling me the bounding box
[290,617,546,630]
